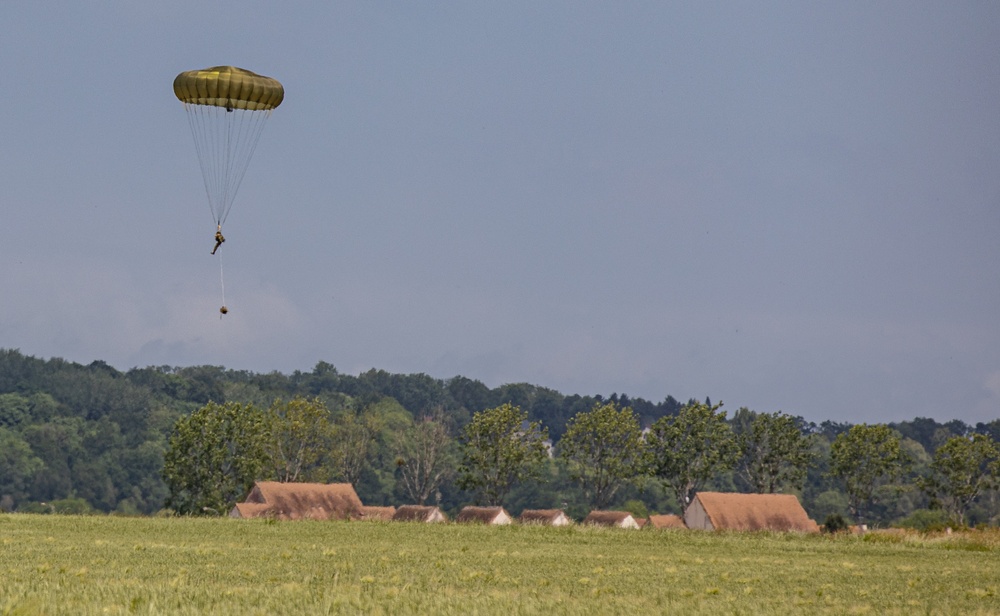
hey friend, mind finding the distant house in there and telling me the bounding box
[519,509,572,526]
[647,514,686,530]
[456,506,513,525]
[392,505,448,523]
[541,439,555,458]
[583,510,640,529]
[359,505,396,521]
[229,481,363,520]
[683,492,820,532]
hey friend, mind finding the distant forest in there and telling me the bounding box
[1,348,997,526]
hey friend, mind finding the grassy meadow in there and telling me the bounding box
[1,514,998,615]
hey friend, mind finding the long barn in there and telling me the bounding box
[684,492,820,532]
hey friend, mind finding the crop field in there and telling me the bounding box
[1,515,998,615]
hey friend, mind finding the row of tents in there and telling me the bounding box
[229,482,821,533]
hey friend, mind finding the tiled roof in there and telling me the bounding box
[456,506,511,524]
[234,481,362,520]
[360,505,397,521]
[647,514,686,529]
[583,510,637,527]
[392,505,447,522]
[691,492,819,532]
[519,509,570,524]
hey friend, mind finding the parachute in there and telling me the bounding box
[174,66,283,314]
[174,66,283,229]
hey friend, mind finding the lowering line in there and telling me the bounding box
[211,223,228,317]
[219,251,228,317]
[217,232,228,317]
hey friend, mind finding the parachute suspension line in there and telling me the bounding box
[221,108,271,228]
[184,104,221,226]
[183,104,272,228]
[215,107,271,228]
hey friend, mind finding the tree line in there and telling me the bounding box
[1,349,998,527]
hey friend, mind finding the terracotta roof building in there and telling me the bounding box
[359,505,397,521]
[229,481,363,520]
[684,492,820,532]
[456,506,513,525]
[647,514,686,529]
[392,505,448,523]
[583,510,641,529]
[519,509,573,526]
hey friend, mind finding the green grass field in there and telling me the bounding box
[1,514,998,615]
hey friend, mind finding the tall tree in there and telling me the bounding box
[333,408,384,486]
[646,401,738,509]
[921,433,1000,527]
[264,397,335,483]
[830,423,908,525]
[0,427,44,510]
[162,401,270,515]
[733,409,815,493]
[394,410,457,505]
[457,403,549,506]
[558,401,645,509]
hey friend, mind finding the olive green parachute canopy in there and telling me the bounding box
[173,66,283,111]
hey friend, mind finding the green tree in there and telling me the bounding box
[829,424,908,525]
[264,397,335,482]
[394,410,457,505]
[162,401,269,515]
[118,440,168,514]
[21,417,88,503]
[646,401,738,509]
[457,403,549,506]
[733,409,815,493]
[333,405,388,486]
[557,401,645,508]
[920,433,1000,527]
[0,427,44,510]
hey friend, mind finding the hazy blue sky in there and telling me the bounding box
[1,2,997,424]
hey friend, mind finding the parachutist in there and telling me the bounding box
[211,228,225,255]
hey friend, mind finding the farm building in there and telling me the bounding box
[647,514,686,529]
[392,505,448,523]
[229,481,363,520]
[456,506,513,525]
[583,510,641,529]
[359,505,396,521]
[518,509,572,526]
[684,492,820,532]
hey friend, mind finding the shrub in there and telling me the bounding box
[622,499,650,520]
[16,498,95,515]
[50,498,95,515]
[894,508,951,532]
[823,513,849,534]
